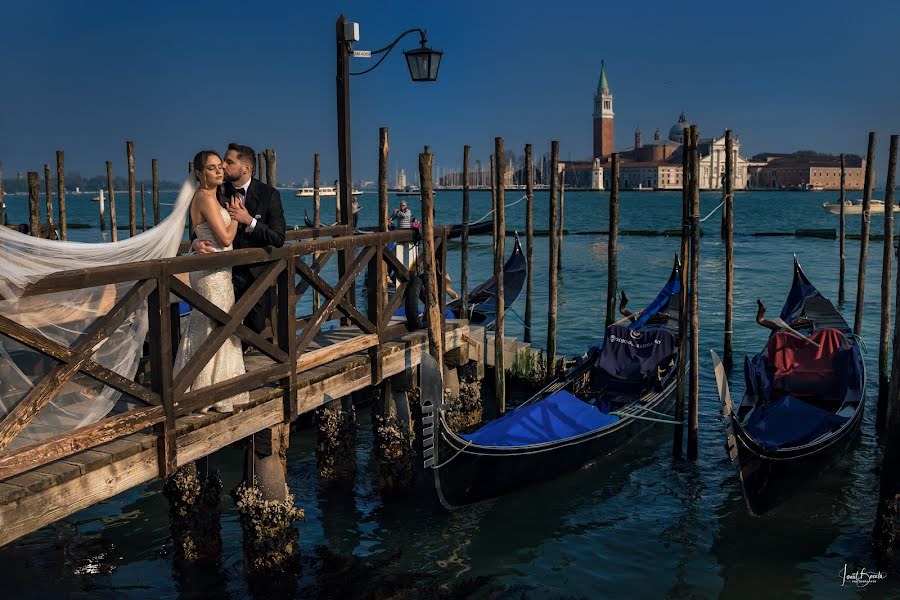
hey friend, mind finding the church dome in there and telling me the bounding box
[668,112,692,143]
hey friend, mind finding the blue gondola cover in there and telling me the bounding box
[458,390,619,447]
[742,395,849,451]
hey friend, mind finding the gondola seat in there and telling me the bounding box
[765,328,850,406]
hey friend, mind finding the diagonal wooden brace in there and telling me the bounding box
[295,259,376,334]
[172,260,283,398]
[295,246,374,356]
[0,279,157,451]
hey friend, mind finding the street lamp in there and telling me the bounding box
[335,15,442,298]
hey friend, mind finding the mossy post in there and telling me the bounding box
[140,183,147,232]
[313,153,321,314]
[265,148,276,187]
[127,140,137,237]
[673,127,691,458]
[606,154,619,327]
[854,131,877,336]
[461,145,471,321]
[56,150,66,240]
[524,143,534,344]
[28,171,40,237]
[419,149,443,375]
[838,154,846,304]
[152,158,160,225]
[106,161,118,242]
[877,135,899,433]
[688,125,701,460]
[494,137,506,413]
[547,141,560,381]
[43,164,53,231]
[724,130,734,369]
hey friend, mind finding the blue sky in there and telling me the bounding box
[2,0,899,184]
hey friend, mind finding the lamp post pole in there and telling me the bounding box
[336,16,354,303]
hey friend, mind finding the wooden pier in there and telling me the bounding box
[0,224,465,547]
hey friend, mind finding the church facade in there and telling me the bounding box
[591,64,750,191]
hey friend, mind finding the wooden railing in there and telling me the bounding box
[0,224,449,481]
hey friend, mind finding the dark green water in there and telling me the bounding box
[0,189,898,598]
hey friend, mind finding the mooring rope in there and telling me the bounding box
[698,193,733,223]
[469,195,527,225]
[610,410,682,425]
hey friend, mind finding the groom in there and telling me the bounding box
[194,143,286,336]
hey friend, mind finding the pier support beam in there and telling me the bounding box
[372,380,415,492]
[162,459,223,563]
[233,423,303,575]
[316,396,357,482]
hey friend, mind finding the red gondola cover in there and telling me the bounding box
[766,328,845,397]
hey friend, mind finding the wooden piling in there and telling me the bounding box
[419,150,443,375]
[151,159,160,225]
[461,145,471,321]
[547,141,560,380]
[876,146,900,555]
[43,164,53,229]
[0,161,4,226]
[558,167,566,273]
[313,154,321,314]
[187,161,193,174]
[379,130,388,231]
[55,151,66,239]
[877,135,899,433]
[494,137,506,413]
[606,154,620,327]
[127,141,136,237]
[140,183,147,232]
[490,155,497,246]
[313,154,321,227]
[524,144,534,344]
[266,148,277,187]
[673,127,691,458]
[28,172,40,237]
[257,153,265,184]
[688,125,701,460]
[854,131,877,336]
[106,161,118,242]
[838,154,846,304]
[724,130,734,369]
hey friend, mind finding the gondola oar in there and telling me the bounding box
[710,349,739,466]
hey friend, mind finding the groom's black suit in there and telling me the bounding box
[228,178,286,335]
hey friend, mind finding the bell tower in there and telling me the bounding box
[593,61,614,159]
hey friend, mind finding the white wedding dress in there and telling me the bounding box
[173,206,250,413]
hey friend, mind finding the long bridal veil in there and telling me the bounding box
[0,179,196,449]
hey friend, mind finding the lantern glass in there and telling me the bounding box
[404,46,443,82]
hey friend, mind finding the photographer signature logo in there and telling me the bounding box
[839,564,886,587]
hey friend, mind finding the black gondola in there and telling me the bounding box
[422,257,682,508]
[303,210,492,238]
[711,257,865,516]
[446,235,526,327]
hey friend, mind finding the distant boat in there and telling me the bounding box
[90,189,106,202]
[822,199,897,215]
[395,186,420,196]
[74,186,81,194]
[294,186,362,197]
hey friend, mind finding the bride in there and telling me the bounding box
[173,150,250,413]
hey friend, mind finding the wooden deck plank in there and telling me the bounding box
[0,321,467,547]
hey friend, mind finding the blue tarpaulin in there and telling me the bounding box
[629,272,680,329]
[458,390,619,447]
[742,395,849,451]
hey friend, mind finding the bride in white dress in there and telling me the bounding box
[173,150,250,413]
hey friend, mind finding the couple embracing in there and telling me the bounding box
[174,143,285,413]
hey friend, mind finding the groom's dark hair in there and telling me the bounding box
[228,143,256,172]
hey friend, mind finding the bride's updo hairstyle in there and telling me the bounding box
[193,150,222,180]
